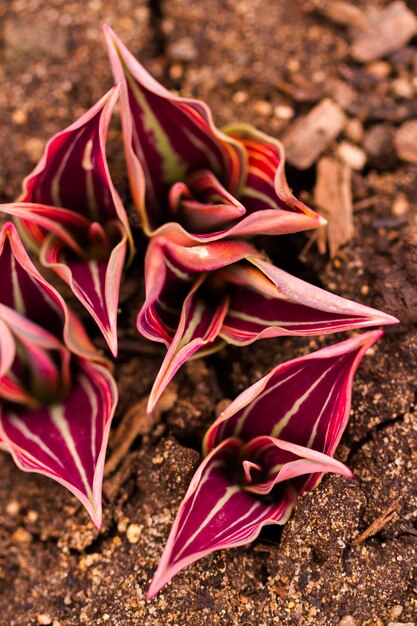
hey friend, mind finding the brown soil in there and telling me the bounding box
[1,0,417,624]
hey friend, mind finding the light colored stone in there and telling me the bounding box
[391,78,414,99]
[126,523,143,544]
[253,100,272,116]
[338,616,357,626]
[168,37,198,62]
[314,156,353,257]
[37,615,52,625]
[274,104,294,120]
[337,141,367,170]
[6,500,20,516]
[11,527,32,544]
[282,98,346,169]
[395,120,417,164]
[390,605,403,618]
[351,2,417,62]
[366,60,392,79]
[392,193,409,216]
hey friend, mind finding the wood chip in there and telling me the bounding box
[353,496,401,544]
[282,99,346,169]
[313,157,354,257]
[351,1,417,63]
[104,384,178,476]
[314,0,369,30]
[394,119,417,164]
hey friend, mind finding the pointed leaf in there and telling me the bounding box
[220,259,398,344]
[240,436,352,495]
[147,438,296,598]
[0,359,118,528]
[204,331,382,488]
[169,170,246,233]
[147,275,229,411]
[41,226,127,357]
[104,25,246,234]
[137,237,259,346]
[0,223,98,360]
[19,86,131,239]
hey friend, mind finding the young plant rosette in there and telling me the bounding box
[104,26,325,242]
[138,237,397,411]
[0,222,117,528]
[148,331,381,597]
[0,86,133,356]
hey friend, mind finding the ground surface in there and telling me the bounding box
[0,0,417,624]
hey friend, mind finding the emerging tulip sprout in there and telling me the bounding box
[0,26,398,599]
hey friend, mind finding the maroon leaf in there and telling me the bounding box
[1,87,134,355]
[104,26,323,241]
[138,238,397,410]
[147,438,297,598]
[148,332,379,596]
[0,358,117,528]
[0,222,97,360]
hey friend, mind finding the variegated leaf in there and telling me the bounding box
[139,238,397,410]
[20,86,131,238]
[0,222,97,360]
[104,25,246,235]
[240,436,352,496]
[147,274,229,411]
[147,438,296,599]
[220,259,398,344]
[169,170,246,233]
[137,237,258,346]
[204,331,382,493]
[41,224,127,357]
[0,359,118,528]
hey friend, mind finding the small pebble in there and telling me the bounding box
[338,616,357,626]
[337,141,367,170]
[37,615,52,625]
[365,61,391,79]
[26,509,39,523]
[274,105,294,120]
[126,523,142,544]
[11,109,28,125]
[395,120,417,164]
[390,605,403,618]
[11,527,32,544]
[169,63,183,81]
[6,500,20,516]
[24,137,44,162]
[392,193,409,216]
[253,100,272,116]
[233,90,248,104]
[391,77,414,99]
[168,38,197,62]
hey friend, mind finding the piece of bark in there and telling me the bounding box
[104,384,178,476]
[353,497,401,544]
[314,0,369,30]
[351,2,417,63]
[282,99,346,169]
[395,120,417,164]
[313,157,354,258]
